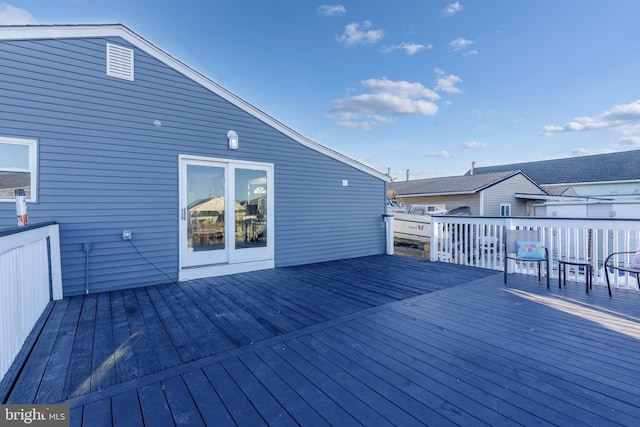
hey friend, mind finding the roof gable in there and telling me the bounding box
[389,171,546,196]
[468,150,640,185]
[0,24,390,182]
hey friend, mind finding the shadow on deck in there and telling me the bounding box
[2,255,639,426]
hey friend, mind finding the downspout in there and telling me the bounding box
[479,190,484,216]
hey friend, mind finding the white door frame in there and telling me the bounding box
[178,155,275,281]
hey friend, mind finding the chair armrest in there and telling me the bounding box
[604,251,636,268]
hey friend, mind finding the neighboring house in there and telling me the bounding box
[389,171,549,217]
[533,199,640,218]
[467,150,640,199]
[0,24,390,296]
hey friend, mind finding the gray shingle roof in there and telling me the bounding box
[467,149,640,185]
[389,171,524,196]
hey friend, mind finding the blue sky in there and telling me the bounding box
[2,1,640,180]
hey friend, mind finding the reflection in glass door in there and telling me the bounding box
[182,161,227,267]
[235,168,268,249]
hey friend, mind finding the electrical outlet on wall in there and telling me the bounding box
[122,230,132,240]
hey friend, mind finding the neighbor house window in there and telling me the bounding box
[500,203,511,217]
[0,137,37,202]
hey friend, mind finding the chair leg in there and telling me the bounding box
[545,259,550,289]
[504,255,507,285]
[604,268,613,297]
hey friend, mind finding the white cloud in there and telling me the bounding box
[435,73,463,94]
[381,42,432,55]
[462,141,489,150]
[327,77,439,129]
[337,21,384,47]
[448,37,474,51]
[363,78,440,100]
[442,2,464,17]
[617,136,640,147]
[317,4,346,17]
[463,49,479,56]
[427,151,455,158]
[542,100,640,135]
[0,3,36,24]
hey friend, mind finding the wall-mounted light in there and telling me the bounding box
[227,130,238,150]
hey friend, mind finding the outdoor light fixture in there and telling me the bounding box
[227,130,238,150]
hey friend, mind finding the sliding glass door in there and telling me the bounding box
[180,157,273,271]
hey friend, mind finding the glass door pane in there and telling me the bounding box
[234,168,268,249]
[182,162,228,267]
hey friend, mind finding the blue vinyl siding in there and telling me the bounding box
[0,35,386,296]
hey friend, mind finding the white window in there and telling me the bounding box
[500,203,512,217]
[0,137,37,202]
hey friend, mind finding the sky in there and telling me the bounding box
[1,1,640,181]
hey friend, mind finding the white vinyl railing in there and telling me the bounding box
[430,216,640,291]
[0,222,62,382]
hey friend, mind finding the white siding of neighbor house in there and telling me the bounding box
[481,174,544,216]
[395,174,545,217]
[0,36,386,296]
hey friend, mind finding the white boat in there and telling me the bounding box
[388,204,446,242]
[390,204,469,243]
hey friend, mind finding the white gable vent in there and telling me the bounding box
[106,43,134,81]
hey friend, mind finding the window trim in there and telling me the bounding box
[0,136,38,203]
[500,203,512,217]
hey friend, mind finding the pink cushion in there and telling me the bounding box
[631,247,640,269]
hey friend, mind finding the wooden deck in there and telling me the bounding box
[2,255,640,426]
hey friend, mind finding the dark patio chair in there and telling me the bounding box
[603,251,640,297]
[503,229,550,288]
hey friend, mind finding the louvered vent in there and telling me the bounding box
[106,43,134,81]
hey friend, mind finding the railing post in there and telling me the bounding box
[383,215,394,255]
[49,224,63,300]
[430,217,439,261]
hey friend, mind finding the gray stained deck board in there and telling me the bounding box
[181,369,235,426]
[136,382,173,427]
[161,375,206,426]
[90,292,116,392]
[283,337,426,426]
[109,291,140,385]
[237,352,329,426]
[34,295,83,403]
[110,388,143,426]
[252,347,359,426]
[81,398,112,427]
[220,357,298,426]
[132,287,181,372]
[3,255,640,426]
[201,362,266,426]
[143,286,197,363]
[63,293,97,399]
